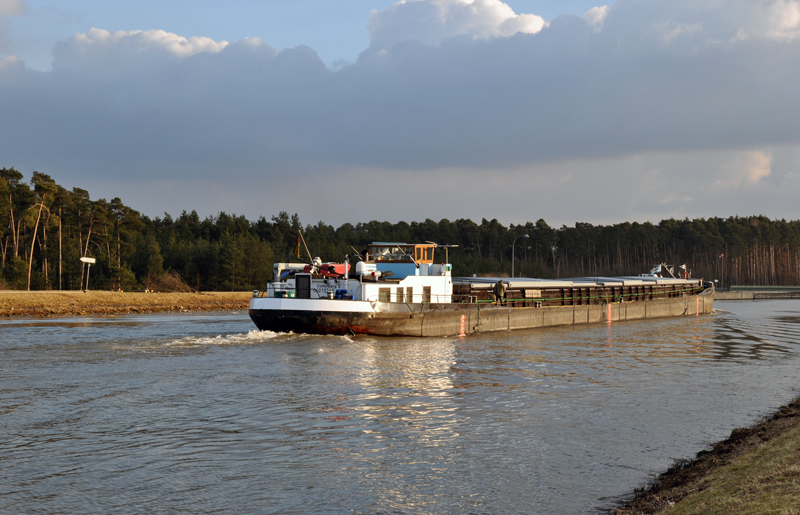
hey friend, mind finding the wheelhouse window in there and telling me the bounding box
[423,286,431,303]
[369,244,418,263]
[396,287,404,303]
[368,243,437,264]
[379,288,391,303]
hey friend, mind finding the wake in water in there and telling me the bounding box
[165,330,354,347]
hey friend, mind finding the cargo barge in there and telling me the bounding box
[249,242,714,337]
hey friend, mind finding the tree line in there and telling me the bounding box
[3,167,800,291]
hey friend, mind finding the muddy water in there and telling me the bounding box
[1,300,799,514]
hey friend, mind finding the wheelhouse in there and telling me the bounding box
[368,243,436,264]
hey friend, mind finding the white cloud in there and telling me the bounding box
[715,151,773,186]
[742,151,773,183]
[687,0,799,41]
[0,54,19,68]
[48,28,232,77]
[0,0,24,16]
[661,22,704,42]
[68,27,228,58]
[368,0,546,49]
[53,28,228,72]
[721,1,800,41]
[762,0,800,32]
[596,0,800,49]
[583,6,609,33]
[0,0,24,54]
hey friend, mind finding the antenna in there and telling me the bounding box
[298,230,313,262]
[350,245,364,260]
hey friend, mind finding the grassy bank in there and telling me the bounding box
[614,398,800,514]
[0,290,251,317]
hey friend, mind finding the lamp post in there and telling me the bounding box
[512,234,529,278]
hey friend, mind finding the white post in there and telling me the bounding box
[80,256,96,292]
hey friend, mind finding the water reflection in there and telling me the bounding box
[712,308,798,361]
[1,302,800,513]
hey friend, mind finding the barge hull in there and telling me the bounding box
[249,292,714,337]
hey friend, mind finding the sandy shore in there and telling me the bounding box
[0,290,252,317]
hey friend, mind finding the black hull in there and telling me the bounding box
[249,309,379,336]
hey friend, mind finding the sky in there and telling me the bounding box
[2,0,800,228]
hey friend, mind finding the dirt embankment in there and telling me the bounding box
[612,398,800,513]
[0,290,252,317]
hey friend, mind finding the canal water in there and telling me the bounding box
[2,300,799,514]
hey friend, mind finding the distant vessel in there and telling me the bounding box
[249,242,714,337]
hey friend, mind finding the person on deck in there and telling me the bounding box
[494,280,507,305]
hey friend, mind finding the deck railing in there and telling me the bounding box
[255,282,707,307]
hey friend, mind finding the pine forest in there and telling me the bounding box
[3,167,800,291]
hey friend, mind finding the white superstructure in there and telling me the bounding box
[253,242,454,316]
